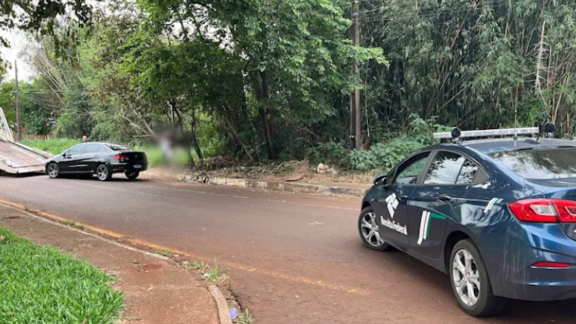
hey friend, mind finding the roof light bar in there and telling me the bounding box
[433,127,539,139]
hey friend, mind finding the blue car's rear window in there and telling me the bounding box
[490,148,576,179]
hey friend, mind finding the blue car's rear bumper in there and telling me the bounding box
[484,222,576,301]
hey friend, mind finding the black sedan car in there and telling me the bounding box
[45,142,148,181]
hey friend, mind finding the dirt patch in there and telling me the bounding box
[147,159,377,187]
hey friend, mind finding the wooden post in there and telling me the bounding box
[350,0,362,149]
[14,60,21,141]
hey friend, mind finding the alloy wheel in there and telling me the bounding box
[48,163,59,178]
[360,212,384,247]
[97,165,109,181]
[452,249,481,306]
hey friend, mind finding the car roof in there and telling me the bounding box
[78,142,127,146]
[453,138,576,154]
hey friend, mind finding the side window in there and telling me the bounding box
[67,145,85,155]
[457,160,479,184]
[424,151,466,185]
[393,153,430,185]
[83,144,102,154]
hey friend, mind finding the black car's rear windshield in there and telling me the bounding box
[490,147,576,179]
[106,144,133,151]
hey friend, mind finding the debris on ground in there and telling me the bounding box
[316,163,329,173]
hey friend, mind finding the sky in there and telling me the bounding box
[1,29,36,82]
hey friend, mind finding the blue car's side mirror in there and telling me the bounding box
[373,175,387,187]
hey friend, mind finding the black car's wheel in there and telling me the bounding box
[358,206,392,251]
[125,170,140,180]
[96,164,112,181]
[450,239,507,316]
[47,163,60,179]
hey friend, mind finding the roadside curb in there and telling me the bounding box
[209,285,234,324]
[203,176,368,197]
[144,169,368,197]
[0,199,234,324]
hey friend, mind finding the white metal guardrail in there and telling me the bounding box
[0,107,14,141]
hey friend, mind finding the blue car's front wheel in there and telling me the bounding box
[450,239,507,316]
[358,206,392,251]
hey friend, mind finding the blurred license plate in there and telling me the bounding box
[134,164,142,169]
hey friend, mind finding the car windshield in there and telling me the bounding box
[490,147,576,180]
[106,144,133,151]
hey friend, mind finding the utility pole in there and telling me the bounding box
[14,60,21,142]
[350,0,362,150]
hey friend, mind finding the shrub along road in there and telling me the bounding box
[0,175,574,324]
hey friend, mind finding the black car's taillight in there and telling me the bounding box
[114,154,129,161]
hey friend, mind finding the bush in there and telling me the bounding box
[344,149,377,171]
[306,141,346,164]
[343,115,442,172]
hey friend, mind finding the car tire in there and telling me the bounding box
[125,170,140,180]
[449,239,507,316]
[96,164,112,181]
[358,206,392,251]
[47,163,60,179]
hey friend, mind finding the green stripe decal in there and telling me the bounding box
[426,213,446,238]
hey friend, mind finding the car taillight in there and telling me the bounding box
[509,198,576,223]
[114,154,129,161]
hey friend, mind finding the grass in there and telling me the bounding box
[154,249,172,257]
[0,226,123,323]
[236,308,254,324]
[63,220,86,231]
[204,259,229,283]
[21,138,79,155]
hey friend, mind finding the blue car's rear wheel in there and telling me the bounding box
[358,206,391,251]
[450,239,507,316]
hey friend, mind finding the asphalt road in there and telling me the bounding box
[1,175,575,323]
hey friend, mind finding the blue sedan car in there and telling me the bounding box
[358,127,576,316]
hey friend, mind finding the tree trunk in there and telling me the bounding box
[171,101,195,167]
[220,103,255,162]
[259,70,275,159]
[190,109,203,161]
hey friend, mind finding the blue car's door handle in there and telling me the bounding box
[399,195,409,201]
[438,195,452,202]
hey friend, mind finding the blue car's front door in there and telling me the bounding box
[407,150,485,259]
[375,152,431,248]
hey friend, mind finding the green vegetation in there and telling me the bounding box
[204,259,229,283]
[21,139,78,155]
[237,308,254,324]
[2,0,575,172]
[0,226,123,323]
[63,220,86,231]
[153,249,172,257]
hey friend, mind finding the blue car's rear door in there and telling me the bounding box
[407,150,484,259]
[375,152,431,248]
